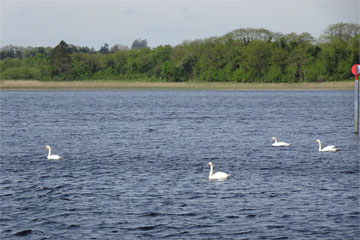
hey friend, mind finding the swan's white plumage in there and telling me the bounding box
[208,162,230,180]
[316,139,338,152]
[45,145,62,160]
[271,137,290,147]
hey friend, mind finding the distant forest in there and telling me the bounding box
[0,23,359,82]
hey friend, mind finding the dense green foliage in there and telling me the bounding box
[1,23,359,82]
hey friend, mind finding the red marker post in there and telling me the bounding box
[352,64,360,80]
[352,64,360,133]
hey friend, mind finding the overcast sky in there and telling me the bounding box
[1,0,359,49]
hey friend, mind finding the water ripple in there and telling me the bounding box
[0,90,359,239]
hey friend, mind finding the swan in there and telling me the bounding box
[316,139,338,152]
[45,145,62,160]
[208,162,230,180]
[271,137,290,147]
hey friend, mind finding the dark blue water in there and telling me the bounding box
[1,90,359,239]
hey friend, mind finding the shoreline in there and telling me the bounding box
[0,80,355,90]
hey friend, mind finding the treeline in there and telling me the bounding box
[0,23,359,82]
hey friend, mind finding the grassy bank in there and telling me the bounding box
[0,80,355,90]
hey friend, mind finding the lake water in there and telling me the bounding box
[0,90,359,239]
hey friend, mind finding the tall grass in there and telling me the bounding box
[0,80,354,90]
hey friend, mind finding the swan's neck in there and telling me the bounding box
[273,138,278,143]
[209,165,213,178]
[47,147,52,157]
[318,141,322,151]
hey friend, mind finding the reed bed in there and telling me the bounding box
[0,80,354,90]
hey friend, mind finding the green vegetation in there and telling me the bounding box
[1,23,359,83]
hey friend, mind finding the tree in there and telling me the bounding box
[69,52,99,80]
[161,60,183,82]
[113,50,127,76]
[110,44,129,53]
[131,39,148,49]
[227,28,281,44]
[50,40,71,78]
[0,45,24,59]
[99,43,110,54]
[320,23,360,43]
[243,40,272,81]
[151,45,172,77]
[125,48,152,76]
[288,47,311,82]
[24,53,52,80]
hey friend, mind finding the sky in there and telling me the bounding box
[1,0,359,49]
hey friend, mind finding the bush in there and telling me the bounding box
[0,67,41,80]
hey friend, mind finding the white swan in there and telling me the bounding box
[316,139,338,152]
[45,145,62,160]
[271,137,290,147]
[208,162,230,180]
